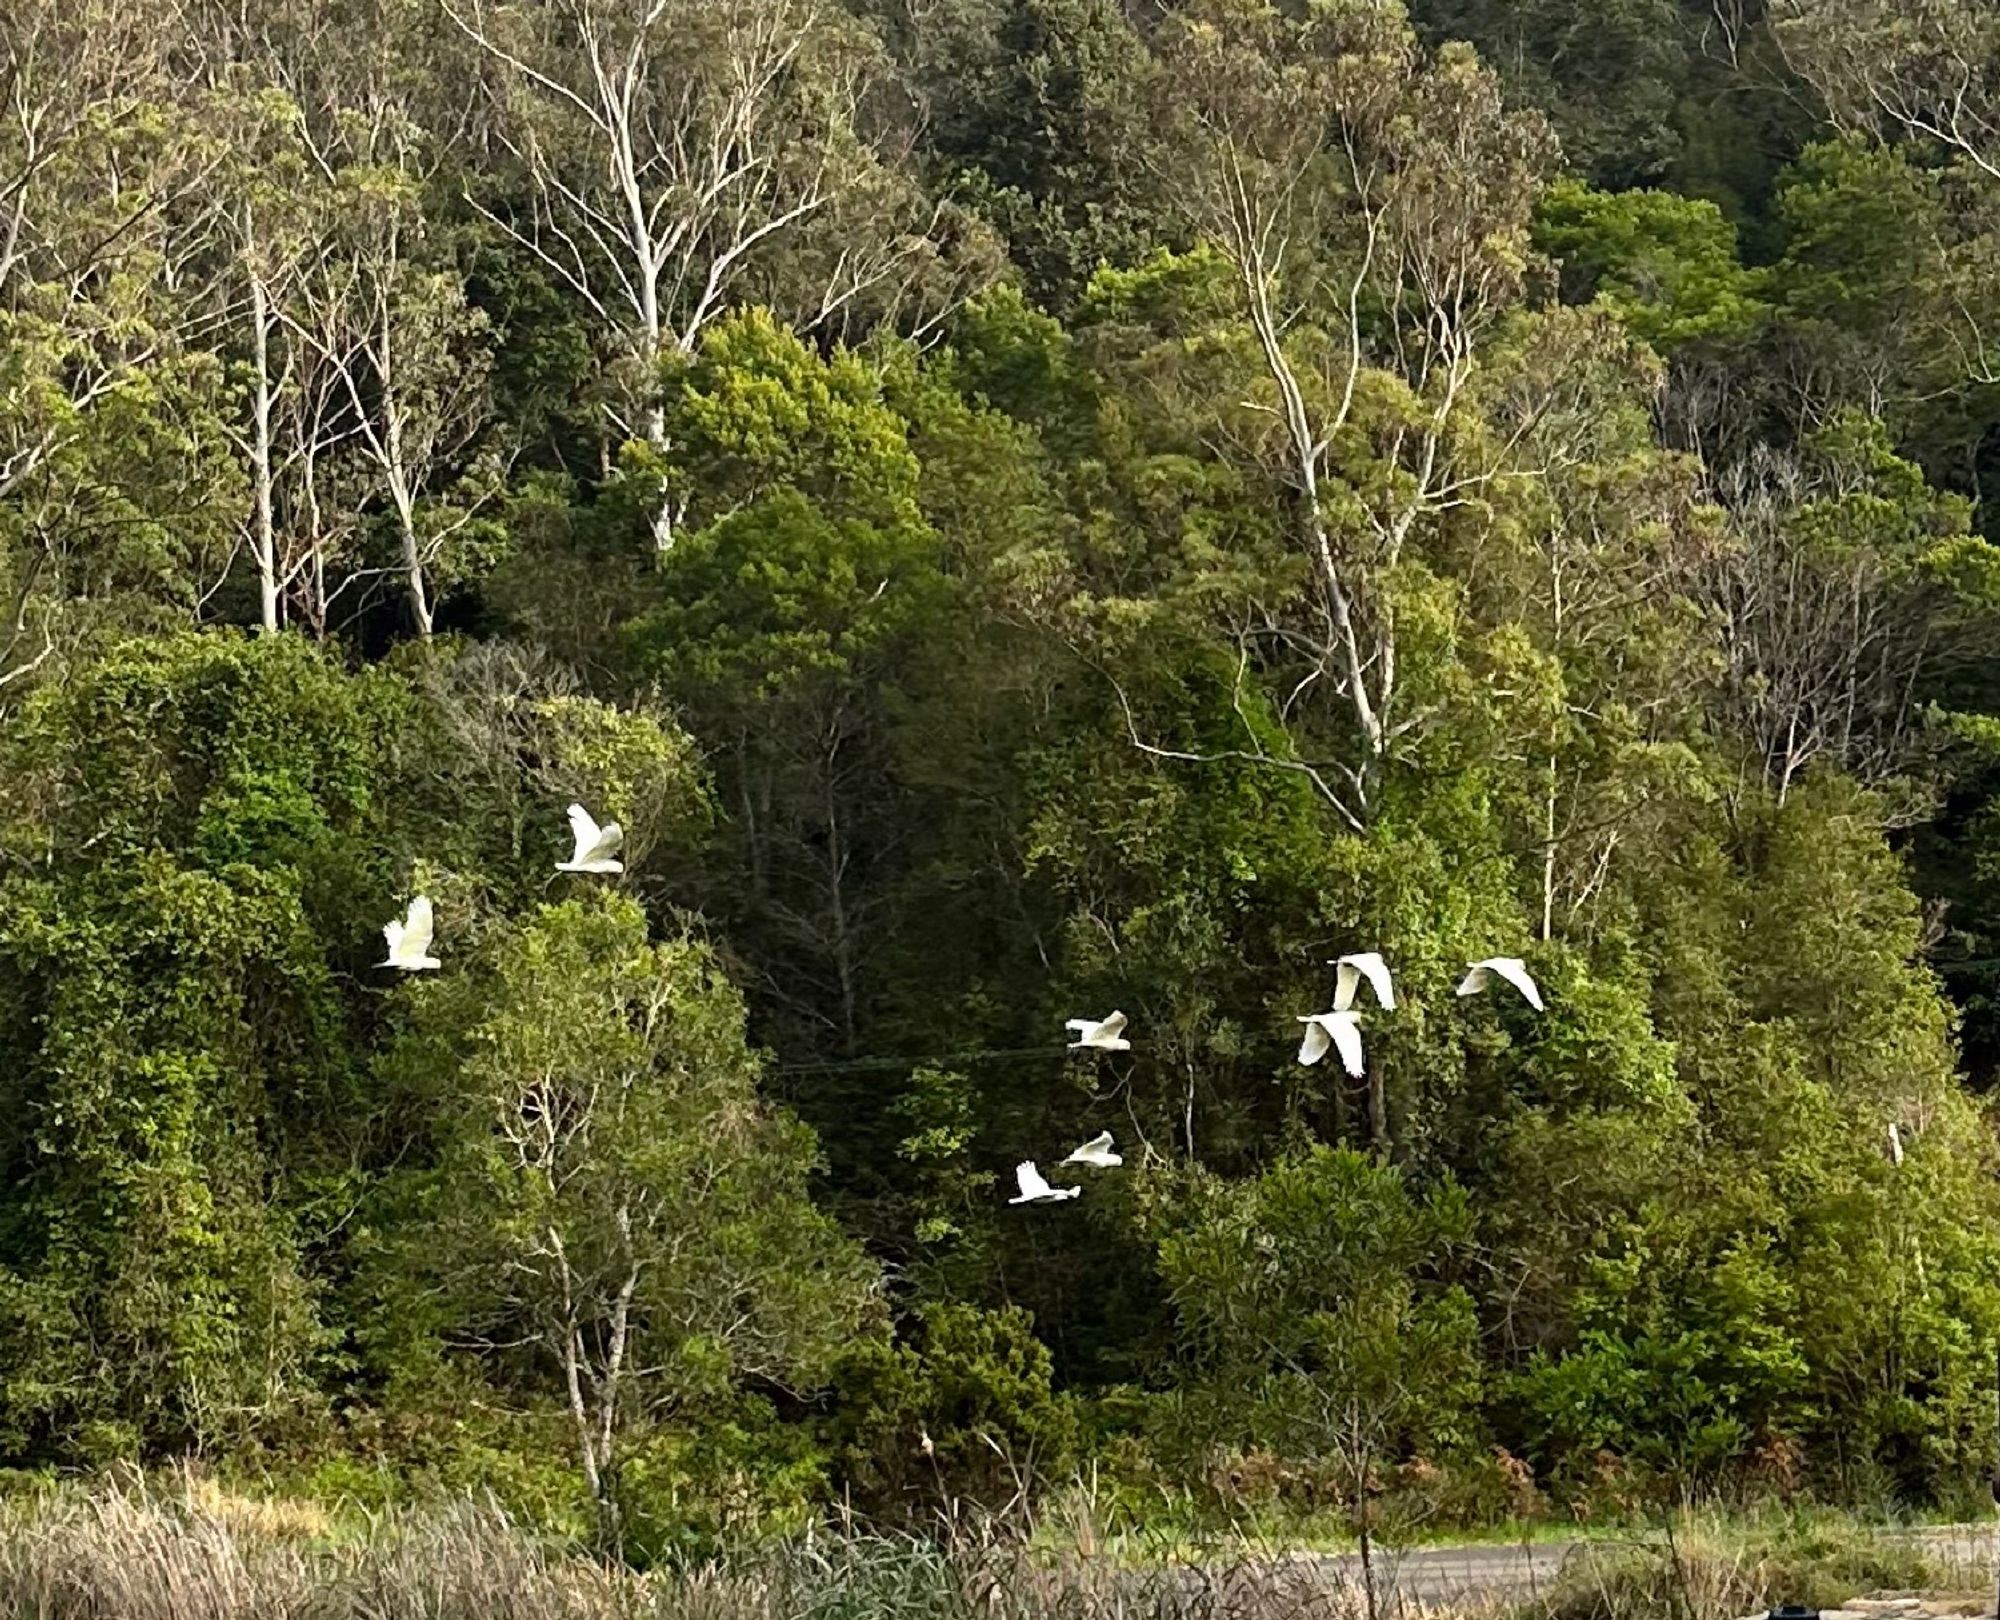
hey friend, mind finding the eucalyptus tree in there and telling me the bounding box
[177,0,501,638]
[1776,0,2000,184]
[1135,0,1558,826]
[443,0,976,552]
[1697,419,1994,824]
[0,0,243,662]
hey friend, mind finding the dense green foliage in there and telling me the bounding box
[6,0,2000,1551]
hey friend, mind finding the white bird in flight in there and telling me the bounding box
[1331,951,1396,1011]
[1297,1010,1366,1077]
[1456,957,1544,1011]
[557,803,624,874]
[381,895,440,972]
[1061,1131,1123,1169]
[1008,1161,1080,1204]
[1888,1122,1905,1166]
[1066,1011,1130,1051]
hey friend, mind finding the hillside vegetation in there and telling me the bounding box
[3,0,2000,1556]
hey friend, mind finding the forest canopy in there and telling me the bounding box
[4,0,2000,1552]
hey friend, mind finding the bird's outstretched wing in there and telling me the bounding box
[567,803,601,860]
[1299,1013,1365,1074]
[1097,1011,1127,1042]
[1333,952,1396,1012]
[562,804,625,870]
[1013,1161,1052,1202]
[1492,959,1543,1010]
[1327,1012,1366,1077]
[1065,1019,1092,1037]
[403,895,434,957]
[382,917,405,959]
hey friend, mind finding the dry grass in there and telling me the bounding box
[1531,1513,1980,1620]
[0,1481,1969,1620]
[179,1476,338,1544]
[0,1481,1382,1620]
[0,1490,635,1620]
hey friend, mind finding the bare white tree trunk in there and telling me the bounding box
[551,1228,605,1508]
[247,255,282,635]
[376,313,434,639]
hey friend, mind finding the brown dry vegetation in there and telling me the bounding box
[0,1483,1354,1620]
[0,1482,1977,1620]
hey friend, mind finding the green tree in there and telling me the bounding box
[370,894,880,1542]
[0,632,403,1459]
[1159,1147,1480,1608]
[1407,0,1687,187]
[1536,181,1769,356]
[870,0,1155,309]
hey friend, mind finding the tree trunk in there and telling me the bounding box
[1356,1505,1379,1620]
[301,440,330,636]
[1239,258,1388,809]
[380,375,432,638]
[644,394,677,554]
[592,1205,639,1548]
[392,487,432,639]
[553,1231,618,1545]
[247,260,280,635]
[635,244,677,554]
[1541,756,1559,943]
[822,733,858,1054]
[561,1318,602,1503]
